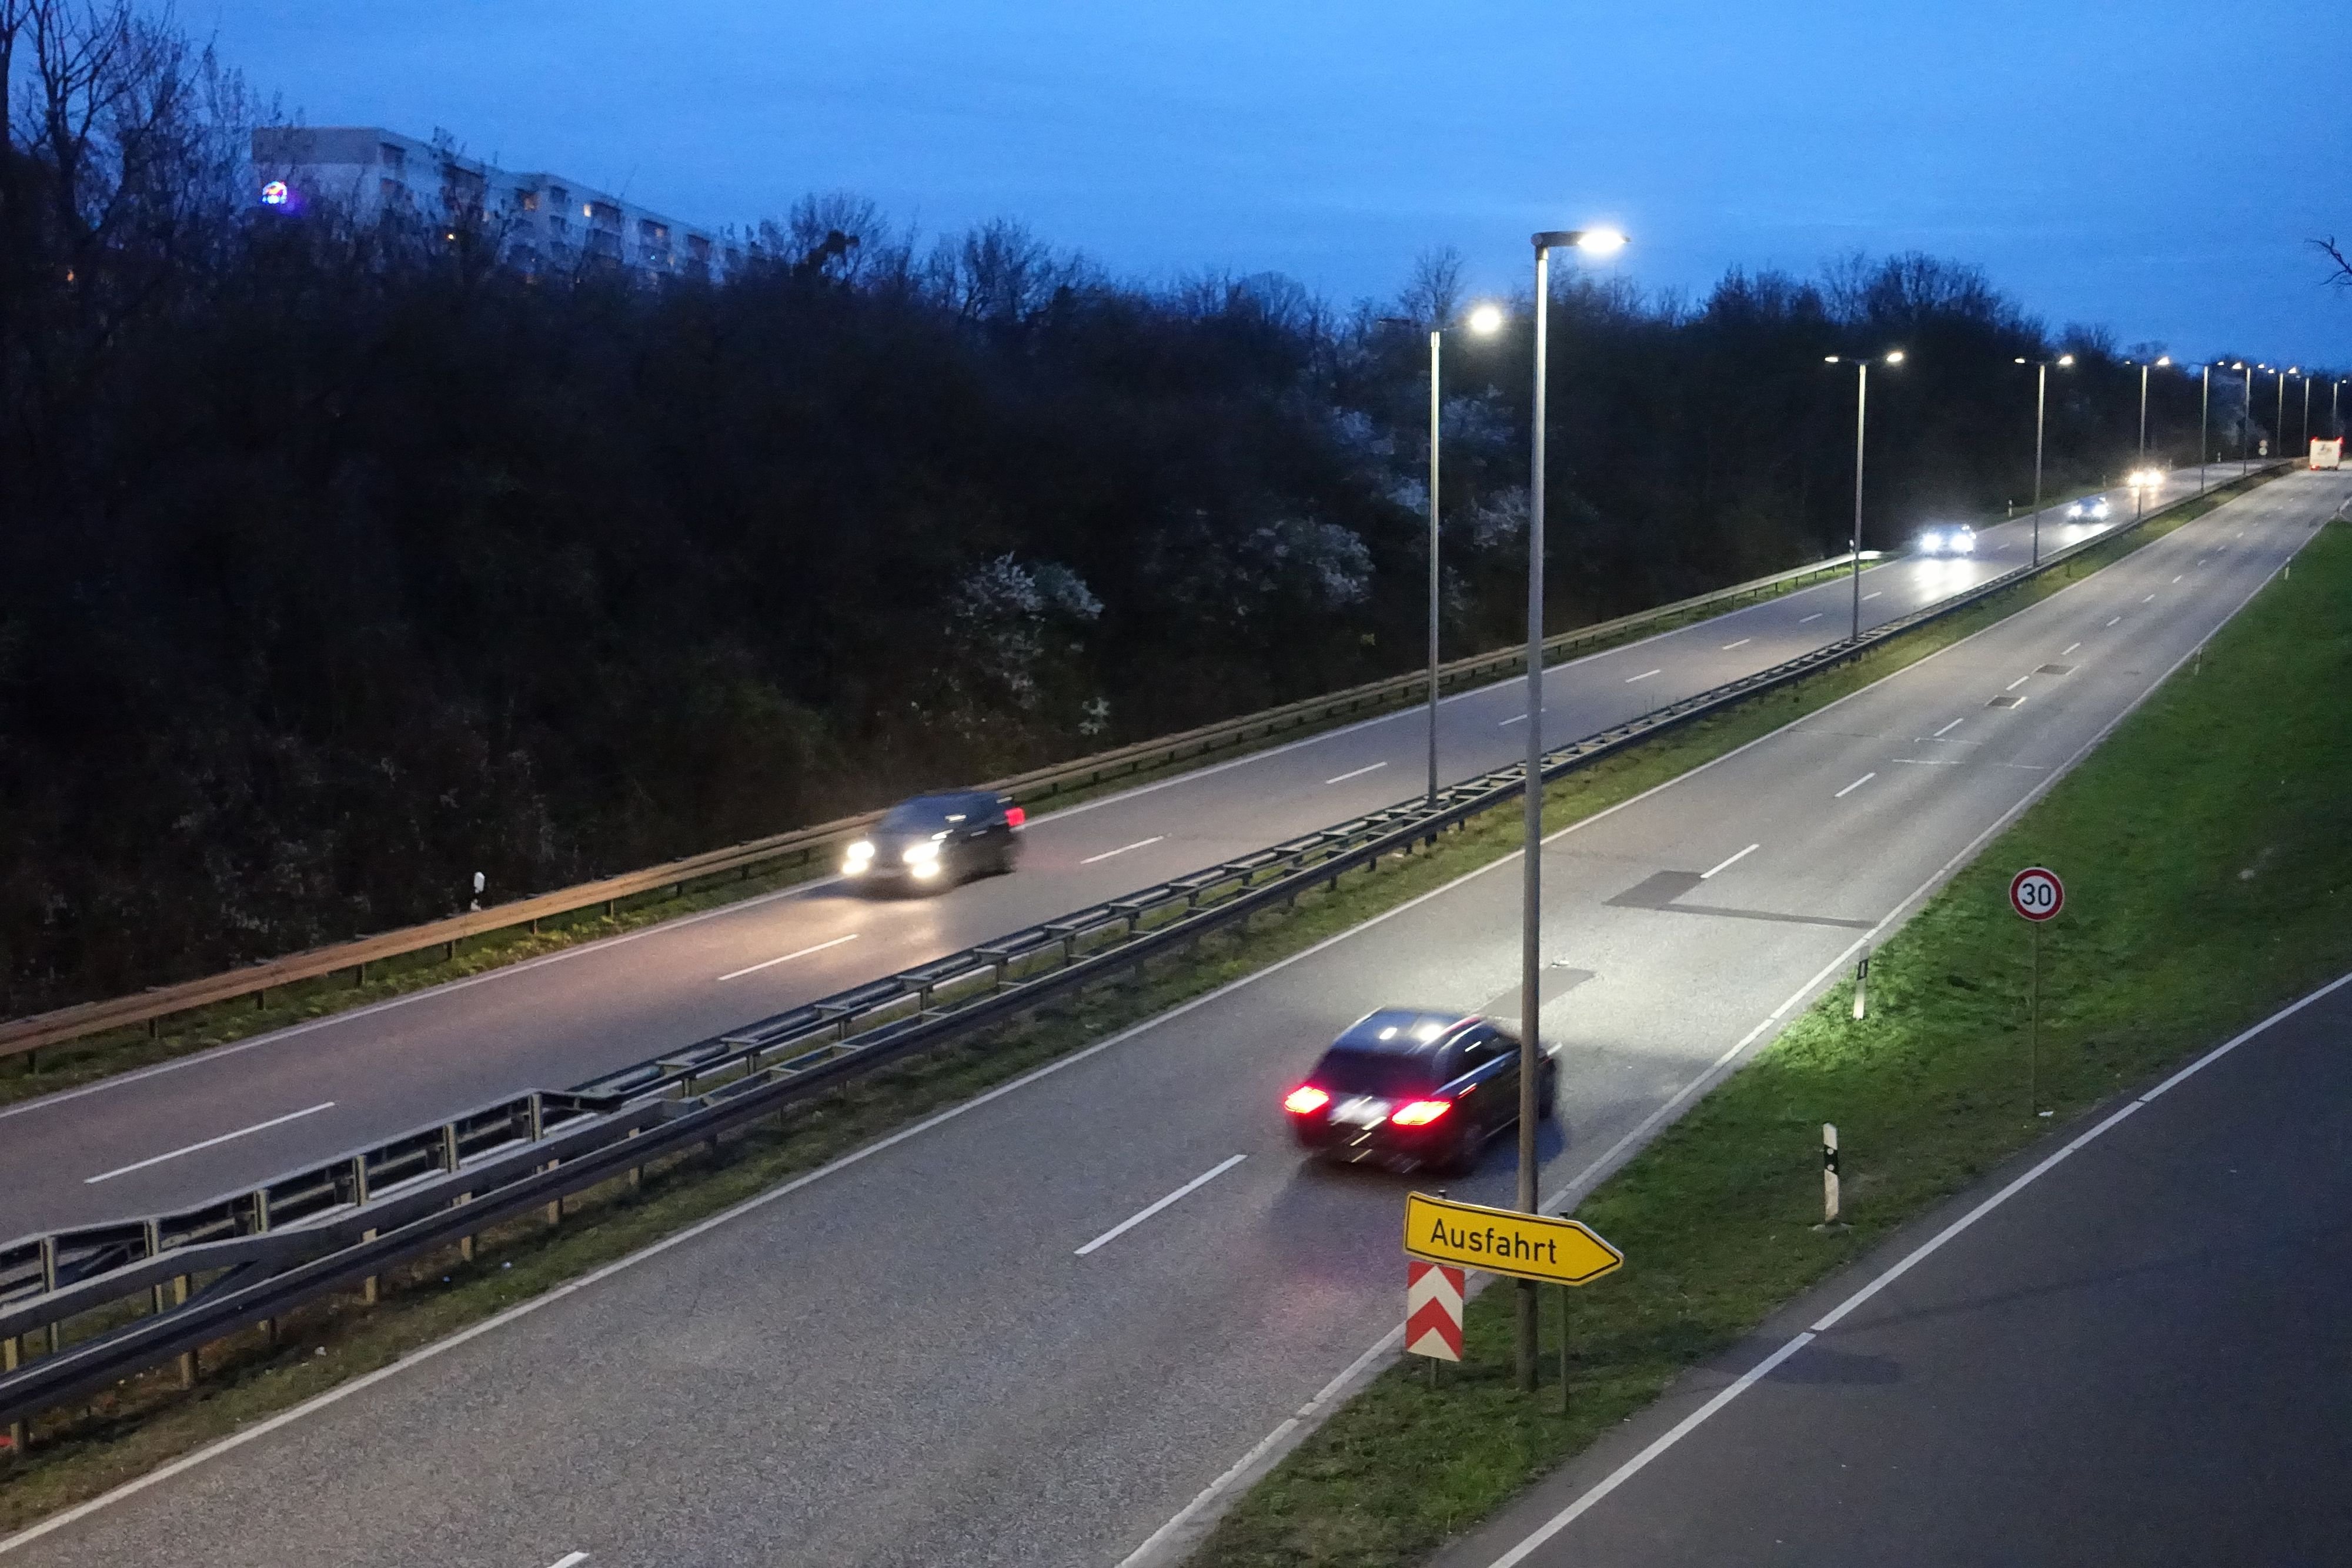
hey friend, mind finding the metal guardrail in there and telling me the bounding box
[0,468,2283,1432]
[0,549,1874,1061]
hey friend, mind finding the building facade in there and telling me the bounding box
[250,126,740,282]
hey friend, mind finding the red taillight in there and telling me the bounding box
[1283,1085,1330,1116]
[1389,1098,1452,1127]
[1005,806,1026,828]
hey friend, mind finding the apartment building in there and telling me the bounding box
[250,126,740,282]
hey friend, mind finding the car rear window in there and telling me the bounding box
[879,796,969,831]
[1311,1047,1436,1098]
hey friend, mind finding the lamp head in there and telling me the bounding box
[1465,302,1505,336]
[2056,354,2076,367]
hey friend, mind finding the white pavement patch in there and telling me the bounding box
[716,933,858,982]
[1074,1155,1247,1256]
[1478,967,2352,1568]
[1080,836,1166,865]
[83,1102,337,1185]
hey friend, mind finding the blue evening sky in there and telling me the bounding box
[210,0,2347,365]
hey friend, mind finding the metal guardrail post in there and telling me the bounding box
[253,1189,276,1347]
[2,1333,22,1456]
[37,1239,57,1356]
[172,1273,193,1388]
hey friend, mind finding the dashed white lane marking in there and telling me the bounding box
[2106,617,2122,627]
[1499,708,1547,727]
[2144,594,2157,603]
[85,1102,338,1185]
[1893,758,1962,765]
[2173,574,2184,583]
[1075,1155,1248,1256]
[1476,969,2352,1568]
[1833,772,1876,799]
[1799,613,1825,624]
[1932,717,1966,738]
[1861,591,1882,601]
[1325,762,1389,785]
[2006,674,2032,691]
[1700,844,1759,880]
[1722,638,1751,651]
[547,1554,590,1568]
[717,932,859,981]
[1626,669,1662,684]
[1081,836,1167,865]
[2061,642,2081,656]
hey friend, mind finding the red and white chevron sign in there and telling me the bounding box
[1405,1260,1465,1361]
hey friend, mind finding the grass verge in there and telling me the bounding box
[0,469,2276,1529]
[1183,516,2348,1566]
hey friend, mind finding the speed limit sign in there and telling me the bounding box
[2009,867,2064,922]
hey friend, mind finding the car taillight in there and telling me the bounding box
[1283,1085,1330,1116]
[1005,806,1026,828]
[1389,1098,1452,1127]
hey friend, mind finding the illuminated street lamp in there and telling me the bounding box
[2015,354,2076,564]
[1823,350,1905,641]
[1384,302,1506,807]
[2124,355,2170,463]
[1518,223,1625,1389]
[2234,362,2252,473]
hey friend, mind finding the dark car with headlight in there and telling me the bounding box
[1282,1008,1555,1174]
[2064,495,2113,521]
[841,791,1024,892]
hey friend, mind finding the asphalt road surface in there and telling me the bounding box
[1,473,2217,1238]
[4,474,2334,1568]
[1434,972,2352,1568]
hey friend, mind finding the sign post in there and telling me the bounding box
[1404,1192,1623,1411]
[2009,867,2064,1115]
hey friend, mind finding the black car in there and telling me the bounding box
[841,791,1025,892]
[1282,1008,1556,1174]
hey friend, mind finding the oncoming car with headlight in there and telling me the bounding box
[841,791,1024,892]
[1916,524,1977,557]
[2064,495,2112,522]
[1282,1008,1556,1174]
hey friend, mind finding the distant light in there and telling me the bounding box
[259,180,289,206]
[2157,355,2172,366]
[1576,228,1628,257]
[2057,354,2076,366]
[1466,302,1505,335]
[1884,350,1906,365]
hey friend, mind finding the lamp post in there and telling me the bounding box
[2237,363,2252,473]
[2277,367,2293,464]
[2125,355,2170,462]
[2332,376,2345,439]
[2197,362,2211,497]
[2300,372,2313,459]
[1387,304,1505,807]
[1824,350,1905,641]
[2015,355,2075,564]
[1519,222,1624,1390]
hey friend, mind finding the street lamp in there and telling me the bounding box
[2300,371,2313,458]
[1518,222,1625,1389]
[2124,355,2170,463]
[1386,303,1505,807]
[2234,362,2251,473]
[2197,362,2214,497]
[1824,350,1905,641]
[2015,354,2076,564]
[2277,367,2295,464]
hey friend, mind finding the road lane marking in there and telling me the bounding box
[85,1102,338,1185]
[1700,844,1758,880]
[1499,708,1546,727]
[2172,574,2184,583]
[1799,613,1825,623]
[1081,836,1166,865]
[1932,717,1965,738]
[2143,594,2156,602]
[2061,642,2080,656]
[1625,668,1661,684]
[1478,970,2352,1568]
[2005,674,2032,691]
[2106,617,2121,627]
[1075,1155,1247,1256]
[547,1556,589,1568]
[717,933,859,981]
[1893,758,1961,765]
[1720,638,1750,650]
[1861,591,1882,601]
[1833,772,1875,799]
[1324,762,1389,785]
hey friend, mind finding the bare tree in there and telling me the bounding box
[1401,245,1464,328]
[2313,235,2351,286]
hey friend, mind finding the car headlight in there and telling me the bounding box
[1955,533,1975,553]
[903,841,941,865]
[842,840,874,873]
[1919,530,1942,552]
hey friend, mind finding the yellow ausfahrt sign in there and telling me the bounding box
[1403,1192,1624,1286]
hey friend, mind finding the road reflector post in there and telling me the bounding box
[1815,1123,1845,1231]
[1852,950,1870,1020]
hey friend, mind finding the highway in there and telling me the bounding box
[4,470,2334,1567]
[1434,972,2352,1568]
[1,474,2213,1238]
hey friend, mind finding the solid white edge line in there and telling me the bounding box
[83,1102,338,1185]
[1074,1154,1247,1256]
[1699,844,1759,881]
[1079,836,1166,866]
[7,486,2294,1562]
[1483,1333,1820,1568]
[1833,771,1875,798]
[1118,480,2312,1568]
[1324,761,1389,785]
[715,933,858,982]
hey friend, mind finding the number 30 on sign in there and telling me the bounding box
[2010,867,2064,922]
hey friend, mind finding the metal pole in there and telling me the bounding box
[2243,367,2253,474]
[2301,375,2312,457]
[1518,237,1551,1391]
[1428,329,1442,807]
[2032,363,2047,566]
[2029,922,2042,1116]
[2276,372,2287,463]
[1850,361,1866,642]
[2139,362,2149,461]
[2199,365,2209,496]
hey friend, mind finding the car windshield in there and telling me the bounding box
[878,797,971,833]
[1311,1047,1438,1099]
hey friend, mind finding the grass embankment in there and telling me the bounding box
[1185,516,2350,1567]
[0,470,2273,1529]
[0,523,2034,1106]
